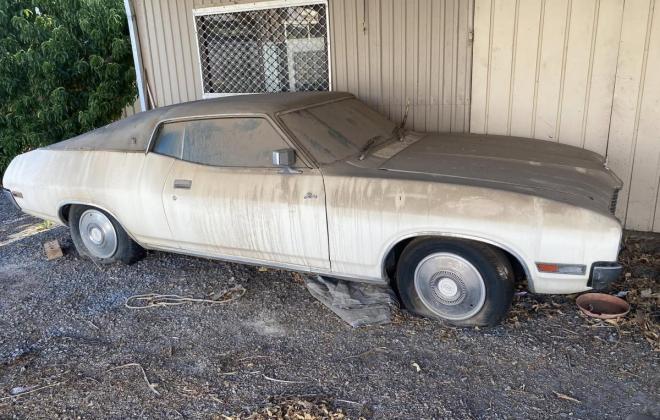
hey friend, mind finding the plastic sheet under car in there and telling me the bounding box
[304,275,399,327]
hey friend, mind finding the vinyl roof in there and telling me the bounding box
[47,91,354,153]
[159,91,354,119]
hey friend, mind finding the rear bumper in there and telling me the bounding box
[588,262,622,290]
[2,188,21,211]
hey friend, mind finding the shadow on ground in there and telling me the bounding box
[0,195,658,419]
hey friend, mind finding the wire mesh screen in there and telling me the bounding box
[195,3,330,95]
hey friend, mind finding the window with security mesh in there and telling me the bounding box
[194,2,330,96]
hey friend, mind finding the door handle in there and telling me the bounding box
[173,179,192,189]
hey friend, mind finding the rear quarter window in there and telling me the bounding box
[152,122,185,158]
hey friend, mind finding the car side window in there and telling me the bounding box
[181,117,294,168]
[152,121,185,159]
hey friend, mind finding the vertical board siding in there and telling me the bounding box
[609,0,660,231]
[133,0,202,107]
[472,0,660,232]
[121,99,140,118]
[152,0,474,132]
[337,0,474,131]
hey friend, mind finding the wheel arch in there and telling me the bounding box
[57,201,143,246]
[381,233,532,289]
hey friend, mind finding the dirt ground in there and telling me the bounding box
[0,194,658,419]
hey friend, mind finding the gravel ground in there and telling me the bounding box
[0,194,658,419]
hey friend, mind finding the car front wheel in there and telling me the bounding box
[396,238,514,327]
[69,205,145,265]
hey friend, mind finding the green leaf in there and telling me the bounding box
[0,0,137,174]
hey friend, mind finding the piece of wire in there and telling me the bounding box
[125,285,246,309]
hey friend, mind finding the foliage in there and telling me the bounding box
[0,0,136,175]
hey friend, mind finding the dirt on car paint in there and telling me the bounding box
[0,194,658,419]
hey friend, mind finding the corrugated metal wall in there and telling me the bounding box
[471,0,660,232]
[132,0,474,132]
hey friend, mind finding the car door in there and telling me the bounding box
[154,116,330,270]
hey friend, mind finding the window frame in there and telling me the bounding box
[191,0,332,99]
[147,114,314,169]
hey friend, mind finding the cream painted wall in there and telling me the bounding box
[471,0,660,232]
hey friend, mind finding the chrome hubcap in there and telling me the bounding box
[414,253,486,320]
[79,209,117,259]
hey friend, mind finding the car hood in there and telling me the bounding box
[377,133,623,214]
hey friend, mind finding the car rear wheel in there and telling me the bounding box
[395,238,514,327]
[69,205,145,264]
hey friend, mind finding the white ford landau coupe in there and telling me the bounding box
[2,92,624,326]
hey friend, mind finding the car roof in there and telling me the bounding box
[46,91,355,153]
[160,91,354,119]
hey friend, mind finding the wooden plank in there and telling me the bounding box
[607,0,653,222]
[625,2,660,231]
[161,1,183,103]
[415,0,431,130]
[356,0,370,101]
[150,0,174,106]
[470,0,493,134]
[330,0,348,91]
[405,0,420,130]
[484,0,516,134]
[441,0,457,130]
[426,0,444,132]
[380,0,394,119]
[135,0,160,107]
[454,0,472,132]
[344,0,360,94]
[556,0,598,147]
[367,0,383,112]
[392,0,406,123]
[533,0,569,141]
[44,240,63,261]
[509,0,543,137]
[582,0,624,155]
[179,0,201,101]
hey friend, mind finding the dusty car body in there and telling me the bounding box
[2,92,624,325]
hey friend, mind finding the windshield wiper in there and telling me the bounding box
[393,99,411,141]
[358,135,383,161]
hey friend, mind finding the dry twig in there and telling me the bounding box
[342,346,389,360]
[0,381,67,401]
[106,363,160,395]
[262,373,306,384]
[553,391,581,403]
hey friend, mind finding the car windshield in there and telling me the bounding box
[279,98,397,164]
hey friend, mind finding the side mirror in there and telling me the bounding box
[272,148,302,174]
[272,148,296,167]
